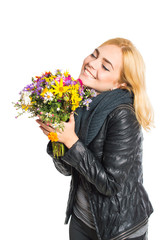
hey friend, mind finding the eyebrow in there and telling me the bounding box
[95,48,114,70]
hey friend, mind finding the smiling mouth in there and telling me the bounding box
[84,67,96,79]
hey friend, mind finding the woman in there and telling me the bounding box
[36,38,154,240]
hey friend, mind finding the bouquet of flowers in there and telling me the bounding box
[13,69,96,157]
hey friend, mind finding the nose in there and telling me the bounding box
[88,58,100,70]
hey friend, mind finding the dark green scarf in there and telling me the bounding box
[75,88,134,146]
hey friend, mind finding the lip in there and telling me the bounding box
[84,67,96,79]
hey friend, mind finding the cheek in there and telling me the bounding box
[98,72,113,83]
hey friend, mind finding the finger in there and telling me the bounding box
[69,112,75,123]
[36,120,54,132]
[39,126,50,136]
[36,119,43,124]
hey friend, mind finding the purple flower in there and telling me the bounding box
[65,79,72,86]
[72,81,77,85]
[83,98,92,110]
[79,89,85,97]
[36,78,46,87]
[90,89,97,97]
[23,83,34,91]
[35,86,42,94]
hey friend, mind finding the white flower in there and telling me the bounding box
[21,91,32,105]
[45,113,52,117]
[44,92,54,102]
[52,122,60,128]
[57,107,60,111]
[51,80,55,85]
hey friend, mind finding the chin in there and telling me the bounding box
[79,74,94,88]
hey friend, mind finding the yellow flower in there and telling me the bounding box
[64,70,70,77]
[52,78,69,97]
[48,132,58,142]
[44,76,55,83]
[71,93,82,104]
[40,88,48,97]
[22,105,29,111]
[68,84,80,97]
[43,77,49,82]
[71,94,82,111]
[71,101,80,111]
[71,77,76,81]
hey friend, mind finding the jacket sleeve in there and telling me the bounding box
[46,140,71,176]
[61,107,143,196]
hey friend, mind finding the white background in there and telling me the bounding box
[0,0,160,239]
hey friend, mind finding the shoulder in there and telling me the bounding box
[106,104,142,139]
[108,104,136,121]
[105,104,143,153]
[107,104,139,127]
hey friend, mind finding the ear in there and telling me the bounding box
[120,83,127,88]
[115,82,127,89]
[112,82,127,90]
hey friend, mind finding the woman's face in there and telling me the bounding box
[79,44,123,92]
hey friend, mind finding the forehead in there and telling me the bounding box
[97,44,122,69]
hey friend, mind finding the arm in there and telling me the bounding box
[47,140,71,176]
[36,114,76,177]
[61,107,143,196]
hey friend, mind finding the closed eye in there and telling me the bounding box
[102,65,109,71]
[91,53,96,58]
[91,52,110,71]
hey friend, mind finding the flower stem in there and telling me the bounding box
[52,142,65,158]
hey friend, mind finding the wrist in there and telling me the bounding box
[64,135,79,149]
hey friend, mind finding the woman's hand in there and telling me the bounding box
[36,113,79,149]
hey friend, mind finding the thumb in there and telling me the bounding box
[69,112,75,123]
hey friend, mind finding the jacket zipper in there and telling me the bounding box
[87,193,102,240]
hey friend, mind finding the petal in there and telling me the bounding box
[60,78,63,87]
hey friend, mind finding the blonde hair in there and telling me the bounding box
[100,38,154,131]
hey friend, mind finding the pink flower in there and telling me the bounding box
[55,76,62,83]
[77,78,83,87]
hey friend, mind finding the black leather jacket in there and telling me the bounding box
[47,104,153,240]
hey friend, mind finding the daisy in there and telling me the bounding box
[52,78,69,97]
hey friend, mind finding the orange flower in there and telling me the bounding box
[48,132,58,142]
